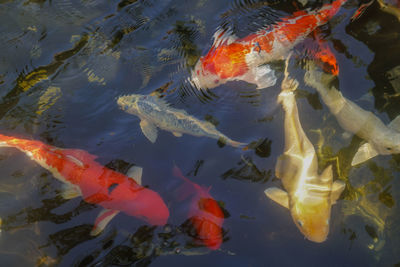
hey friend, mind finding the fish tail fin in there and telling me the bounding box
[350,0,374,22]
[278,52,299,103]
[228,139,247,149]
[217,137,246,149]
[172,165,198,201]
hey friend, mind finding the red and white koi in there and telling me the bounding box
[0,134,169,235]
[173,166,224,250]
[191,0,346,90]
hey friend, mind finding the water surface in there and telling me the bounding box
[0,0,400,266]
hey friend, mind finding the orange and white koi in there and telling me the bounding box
[0,134,169,235]
[191,0,346,90]
[173,166,224,250]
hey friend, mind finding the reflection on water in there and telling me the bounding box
[0,0,400,265]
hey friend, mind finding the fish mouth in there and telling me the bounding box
[306,233,328,243]
[116,96,128,110]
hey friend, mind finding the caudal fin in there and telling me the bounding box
[277,52,299,103]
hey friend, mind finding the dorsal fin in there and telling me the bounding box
[63,149,97,163]
[212,28,237,48]
[148,94,171,109]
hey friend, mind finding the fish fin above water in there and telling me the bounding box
[212,28,237,47]
[90,209,120,236]
[388,115,400,131]
[127,165,143,185]
[140,119,158,143]
[352,142,379,166]
[252,65,277,89]
[264,187,289,209]
[61,183,81,199]
[331,180,345,204]
[172,132,183,137]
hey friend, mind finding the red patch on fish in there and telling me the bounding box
[173,166,224,250]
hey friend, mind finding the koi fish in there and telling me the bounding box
[173,166,224,250]
[304,63,400,166]
[264,56,345,242]
[0,134,169,235]
[117,94,245,147]
[191,0,346,90]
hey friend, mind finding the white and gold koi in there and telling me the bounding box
[265,56,345,242]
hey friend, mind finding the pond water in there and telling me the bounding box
[0,0,400,266]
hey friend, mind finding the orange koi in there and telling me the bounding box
[173,166,224,250]
[0,134,169,235]
[191,0,346,89]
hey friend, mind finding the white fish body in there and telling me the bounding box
[265,58,345,242]
[304,65,400,166]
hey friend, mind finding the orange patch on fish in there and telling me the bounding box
[201,43,251,79]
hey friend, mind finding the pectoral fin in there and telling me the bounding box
[388,115,400,131]
[61,183,81,199]
[264,187,289,209]
[253,65,277,89]
[91,209,120,236]
[352,142,379,166]
[331,180,345,204]
[140,119,158,143]
[319,165,333,184]
[127,166,143,185]
[172,132,183,137]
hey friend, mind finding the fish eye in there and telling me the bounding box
[386,147,392,151]
[297,220,304,227]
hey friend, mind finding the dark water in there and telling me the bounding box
[0,0,400,266]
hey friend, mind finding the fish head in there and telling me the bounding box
[191,58,224,90]
[110,181,169,226]
[191,42,250,90]
[290,196,331,243]
[117,94,141,114]
[131,188,170,225]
